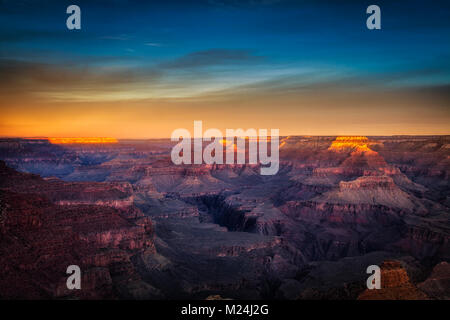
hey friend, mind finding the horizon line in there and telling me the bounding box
[1,134,450,140]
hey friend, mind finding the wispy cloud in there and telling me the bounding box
[144,42,162,47]
[0,58,162,100]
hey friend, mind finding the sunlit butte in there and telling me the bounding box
[48,137,118,144]
[219,139,237,152]
[328,136,372,152]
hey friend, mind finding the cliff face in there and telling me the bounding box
[320,176,418,211]
[0,161,156,299]
[395,222,450,260]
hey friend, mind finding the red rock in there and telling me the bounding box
[357,260,429,300]
[0,161,155,299]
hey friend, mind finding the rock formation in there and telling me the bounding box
[357,260,428,300]
[0,161,156,299]
[0,135,448,299]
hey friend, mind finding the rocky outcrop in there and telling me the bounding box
[320,176,419,211]
[0,161,156,299]
[418,262,450,299]
[357,260,429,300]
[281,199,405,225]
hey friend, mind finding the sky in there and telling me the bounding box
[0,0,449,138]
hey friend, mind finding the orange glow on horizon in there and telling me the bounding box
[48,137,118,144]
[219,139,238,152]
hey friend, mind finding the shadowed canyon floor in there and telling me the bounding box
[0,136,449,299]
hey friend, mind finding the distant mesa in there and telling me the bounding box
[328,136,372,152]
[48,137,118,144]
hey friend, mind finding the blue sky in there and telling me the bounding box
[1,0,449,137]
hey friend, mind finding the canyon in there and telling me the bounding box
[0,136,449,299]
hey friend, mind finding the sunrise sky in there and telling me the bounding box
[1,0,449,138]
